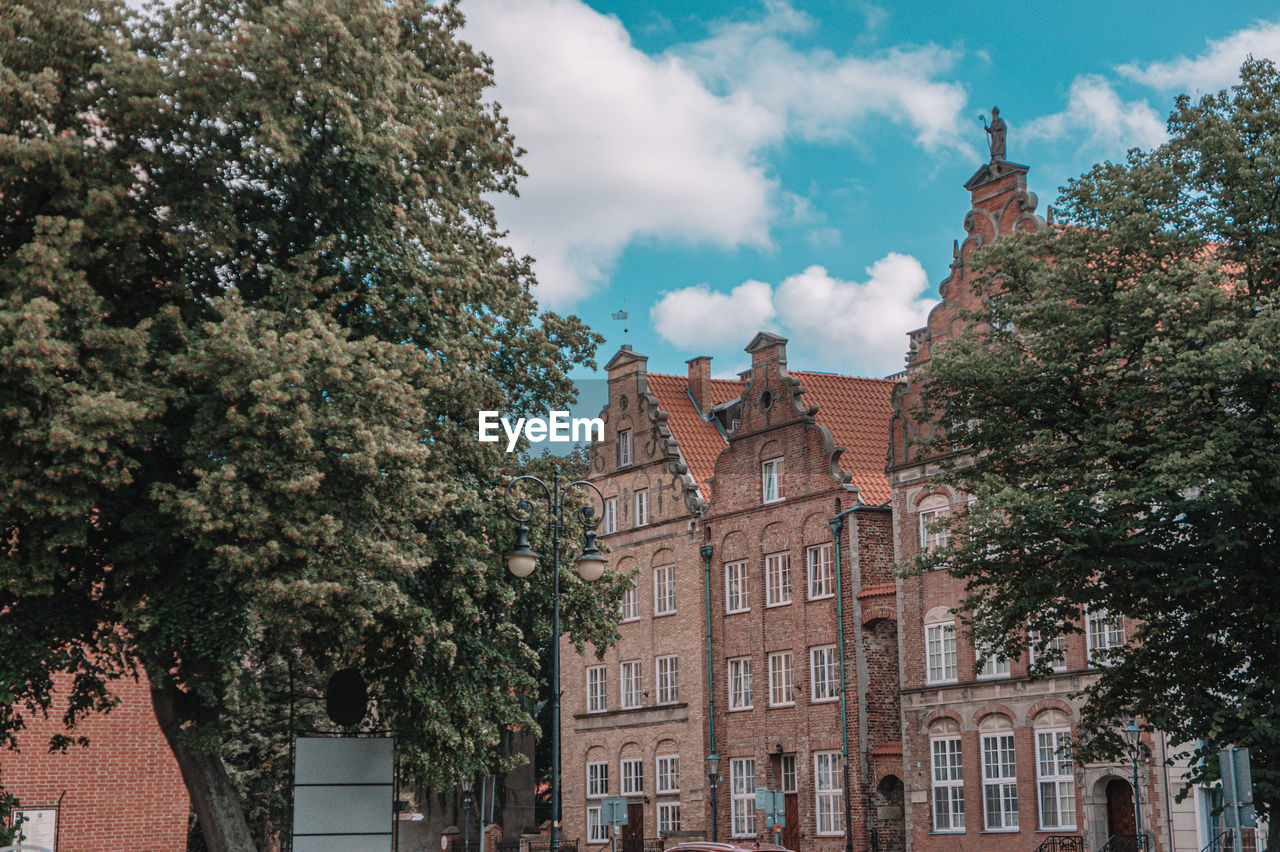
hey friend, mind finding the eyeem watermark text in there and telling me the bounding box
[477,411,605,453]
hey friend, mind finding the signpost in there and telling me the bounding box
[1219,747,1256,830]
[602,797,629,852]
[754,788,786,845]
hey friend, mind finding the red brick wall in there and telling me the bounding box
[1,671,189,851]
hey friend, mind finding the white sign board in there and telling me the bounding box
[13,808,57,851]
[293,736,395,852]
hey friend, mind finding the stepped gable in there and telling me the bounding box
[789,370,895,505]
[643,372,743,496]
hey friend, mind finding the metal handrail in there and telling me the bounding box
[1034,834,1085,852]
[1098,833,1149,852]
[1200,829,1236,852]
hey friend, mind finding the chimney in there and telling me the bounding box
[687,355,712,415]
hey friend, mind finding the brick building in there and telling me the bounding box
[562,334,900,852]
[887,154,1209,852]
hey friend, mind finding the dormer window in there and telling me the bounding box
[617,429,633,467]
[762,458,784,503]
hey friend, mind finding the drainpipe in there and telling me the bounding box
[829,499,892,852]
[701,539,717,842]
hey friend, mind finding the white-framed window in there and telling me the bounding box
[1086,608,1124,666]
[930,736,965,832]
[656,654,679,704]
[634,489,649,527]
[781,754,797,793]
[587,806,606,844]
[617,429,632,467]
[920,505,950,553]
[587,761,610,798]
[620,661,641,709]
[765,552,791,607]
[762,458,784,503]
[657,754,679,794]
[654,564,676,615]
[620,579,639,622]
[658,802,681,835]
[982,733,1019,830]
[730,758,756,837]
[725,561,749,614]
[814,751,845,835]
[587,665,606,713]
[810,644,838,702]
[926,622,958,684]
[603,498,618,534]
[807,543,834,599]
[1037,730,1076,830]
[621,758,643,796]
[728,656,753,710]
[976,643,1011,679]
[768,651,794,707]
[1028,631,1067,673]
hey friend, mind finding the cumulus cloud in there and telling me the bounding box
[1024,75,1168,151]
[650,280,778,349]
[651,253,936,376]
[1117,19,1280,92]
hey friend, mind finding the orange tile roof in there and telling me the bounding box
[857,582,897,599]
[871,741,903,756]
[789,371,895,504]
[644,374,740,495]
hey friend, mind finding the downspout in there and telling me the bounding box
[701,539,717,842]
[830,499,890,852]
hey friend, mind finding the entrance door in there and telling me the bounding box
[781,793,799,850]
[622,802,644,852]
[1106,779,1137,838]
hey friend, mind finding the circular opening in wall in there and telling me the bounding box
[760,390,773,410]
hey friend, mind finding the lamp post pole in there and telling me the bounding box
[706,753,721,843]
[463,778,474,852]
[1124,722,1144,849]
[504,470,607,852]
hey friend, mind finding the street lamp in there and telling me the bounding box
[706,753,721,842]
[504,470,607,852]
[1123,721,1144,848]
[462,777,474,852]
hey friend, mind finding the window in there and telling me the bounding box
[1086,608,1125,666]
[920,505,950,554]
[657,754,680,794]
[810,645,838,701]
[603,498,618,534]
[617,429,632,467]
[654,565,676,615]
[1029,631,1067,673]
[621,758,643,796]
[930,736,965,832]
[587,666,606,713]
[976,643,1010,679]
[587,761,609,798]
[814,751,845,835]
[728,657,752,710]
[620,661,641,709]
[982,733,1018,830]
[762,458,784,503]
[768,651,794,707]
[926,622,957,684]
[781,755,797,793]
[620,579,639,622]
[725,561,749,613]
[634,489,649,527]
[807,543,834,599]
[658,802,681,834]
[730,758,756,837]
[587,806,606,844]
[656,655,679,704]
[1037,730,1076,830]
[765,552,791,606]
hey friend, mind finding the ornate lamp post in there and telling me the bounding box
[462,777,474,852]
[706,753,721,842]
[1123,721,1144,848]
[504,470,607,852]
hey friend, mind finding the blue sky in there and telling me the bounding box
[460,0,1280,382]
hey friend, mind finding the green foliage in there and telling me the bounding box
[0,0,614,844]
[919,59,1280,834]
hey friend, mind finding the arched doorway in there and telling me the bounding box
[1105,779,1136,838]
[874,775,906,852]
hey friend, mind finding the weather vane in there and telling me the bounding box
[611,302,629,345]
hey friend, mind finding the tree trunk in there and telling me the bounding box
[151,683,257,851]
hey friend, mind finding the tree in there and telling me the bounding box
[0,1,624,848]
[919,59,1280,848]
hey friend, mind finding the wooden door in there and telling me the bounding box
[781,793,799,850]
[622,802,644,852]
[1106,779,1136,838]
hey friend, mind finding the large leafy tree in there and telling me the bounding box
[920,59,1280,847]
[0,1,623,848]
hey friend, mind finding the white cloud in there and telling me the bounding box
[650,280,777,349]
[1024,75,1168,151]
[650,253,936,376]
[1118,19,1280,93]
